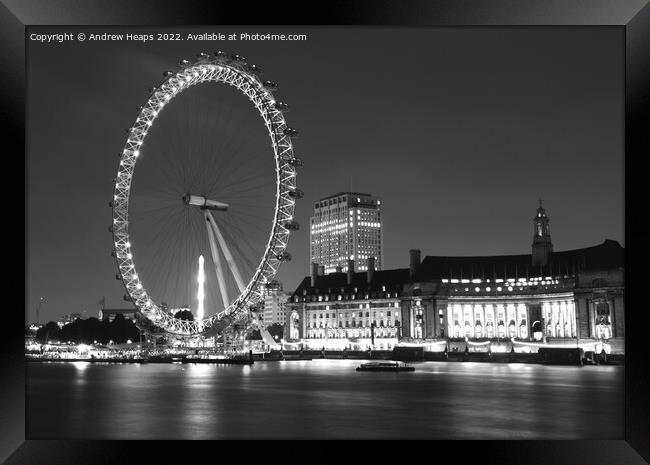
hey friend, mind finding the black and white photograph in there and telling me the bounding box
[4,1,650,463]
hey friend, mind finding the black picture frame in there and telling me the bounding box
[3,0,649,463]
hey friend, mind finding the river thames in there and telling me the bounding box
[27,360,624,439]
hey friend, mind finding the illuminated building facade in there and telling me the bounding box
[262,281,290,327]
[288,204,625,354]
[310,192,383,274]
[287,258,402,350]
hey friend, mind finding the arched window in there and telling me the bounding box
[595,301,611,339]
[414,325,423,339]
[508,321,517,338]
[497,324,505,338]
[486,323,494,338]
[474,321,483,338]
[595,301,610,325]
[519,324,528,339]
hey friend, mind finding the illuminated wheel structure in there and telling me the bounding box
[110,52,302,337]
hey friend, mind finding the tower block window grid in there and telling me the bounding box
[309,192,383,274]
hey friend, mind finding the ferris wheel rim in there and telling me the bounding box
[111,55,298,336]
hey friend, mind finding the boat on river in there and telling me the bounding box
[356,362,415,372]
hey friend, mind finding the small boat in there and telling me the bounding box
[356,362,415,372]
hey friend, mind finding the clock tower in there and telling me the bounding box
[532,199,553,267]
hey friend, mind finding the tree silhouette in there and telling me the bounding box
[38,316,142,345]
[174,309,195,321]
[35,321,60,344]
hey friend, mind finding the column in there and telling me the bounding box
[552,302,560,338]
[560,300,567,337]
[588,299,596,338]
[517,303,527,339]
[542,302,551,339]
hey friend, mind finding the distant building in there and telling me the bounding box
[58,313,82,327]
[288,202,625,354]
[262,281,290,327]
[98,308,137,322]
[310,192,383,274]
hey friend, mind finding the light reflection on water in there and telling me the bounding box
[27,360,624,440]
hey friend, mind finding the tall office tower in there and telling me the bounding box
[310,192,383,274]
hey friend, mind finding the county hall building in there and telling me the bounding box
[286,202,625,354]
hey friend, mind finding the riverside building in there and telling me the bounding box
[287,202,625,354]
[262,280,290,327]
[310,192,383,274]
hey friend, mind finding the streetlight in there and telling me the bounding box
[36,297,44,325]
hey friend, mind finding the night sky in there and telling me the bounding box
[27,26,623,323]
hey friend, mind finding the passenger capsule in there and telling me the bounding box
[109,200,114,207]
[283,220,300,231]
[231,54,246,62]
[108,225,113,233]
[276,251,292,261]
[123,294,131,302]
[148,87,157,92]
[196,52,209,59]
[283,127,298,137]
[115,274,121,280]
[263,80,278,90]
[179,59,190,65]
[247,64,262,75]
[111,250,116,258]
[274,101,289,111]
[163,71,175,77]
[214,50,229,58]
[280,156,303,167]
[288,189,304,199]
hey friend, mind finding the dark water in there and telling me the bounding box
[27,360,624,439]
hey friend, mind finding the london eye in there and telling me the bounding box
[110,52,302,336]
